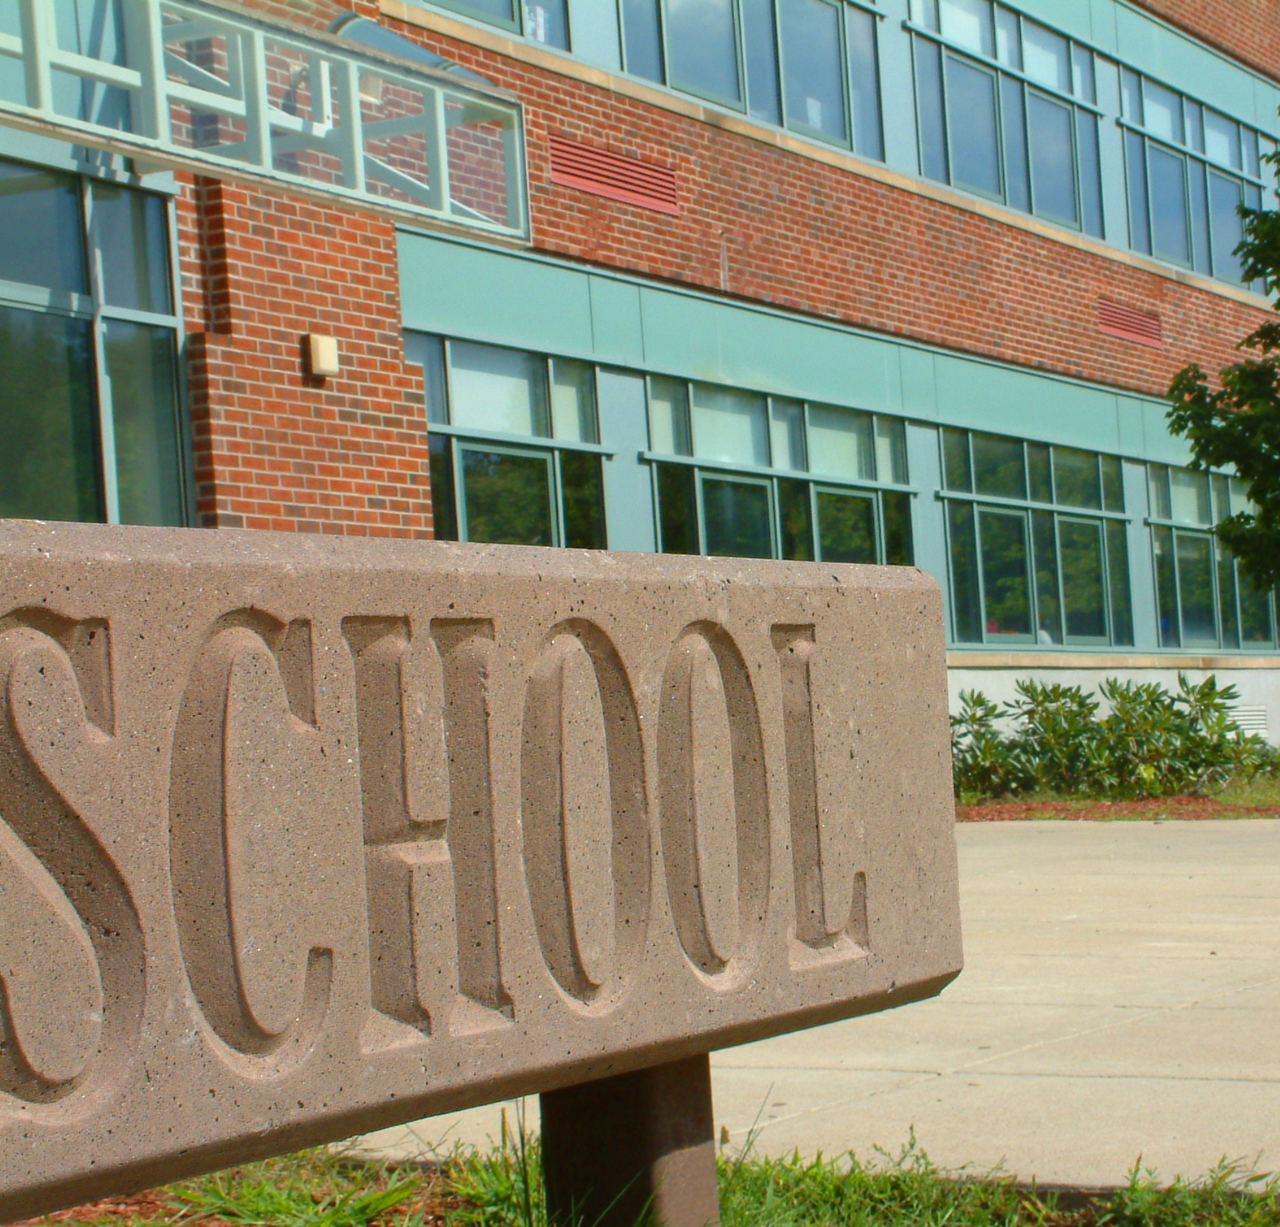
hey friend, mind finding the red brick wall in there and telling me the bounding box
[177,176,431,536]
[1131,1,1280,84]
[382,19,1269,402]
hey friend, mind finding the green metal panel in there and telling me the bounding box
[398,231,596,357]
[596,368,657,552]
[898,346,938,420]
[878,0,920,178]
[1115,394,1148,457]
[588,276,644,364]
[1122,457,1159,647]
[1138,399,1194,465]
[1096,57,1127,245]
[906,422,949,609]
[1086,0,1119,55]
[567,0,622,72]
[1011,0,1091,43]
[932,353,1123,451]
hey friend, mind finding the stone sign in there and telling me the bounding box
[0,522,960,1223]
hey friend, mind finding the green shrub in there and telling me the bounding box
[951,674,1278,802]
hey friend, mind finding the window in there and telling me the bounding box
[1121,71,1274,285]
[1147,465,1279,649]
[941,429,1132,645]
[620,0,883,157]
[435,0,571,48]
[910,0,1103,235]
[0,158,186,525]
[410,334,608,549]
[648,378,912,564]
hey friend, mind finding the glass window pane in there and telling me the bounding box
[1002,77,1030,212]
[1126,131,1150,253]
[847,8,883,160]
[1174,532,1217,644]
[561,450,606,548]
[621,0,664,82]
[816,490,877,563]
[942,426,971,491]
[429,435,458,540]
[994,7,1020,68]
[1059,518,1107,639]
[1153,525,1179,647]
[448,341,549,437]
[947,501,982,641]
[946,58,1001,197]
[1217,541,1240,649]
[808,404,874,479]
[550,358,597,442]
[1239,576,1274,647]
[649,376,691,454]
[1230,477,1257,517]
[1204,109,1240,169]
[691,384,769,465]
[1189,163,1211,274]
[1185,101,1204,153]
[972,432,1025,499]
[0,160,86,294]
[780,0,847,142]
[770,398,806,470]
[1169,467,1211,524]
[938,0,992,57]
[1209,172,1245,283]
[1028,92,1078,225]
[657,462,698,553]
[105,320,183,526]
[1120,68,1141,122]
[460,448,554,545]
[1031,509,1061,643]
[667,0,741,102]
[915,39,949,182]
[779,478,813,560]
[1101,455,1124,511]
[0,306,101,521]
[1053,447,1101,509]
[92,183,171,314]
[405,333,447,424]
[874,416,908,484]
[1070,45,1094,103]
[1142,80,1182,143]
[702,476,772,558]
[978,509,1032,637]
[743,0,782,124]
[1022,21,1068,93]
[1148,146,1190,265]
[1077,111,1103,237]
[1106,519,1133,645]
[1027,442,1052,502]
[456,0,515,18]
[1211,474,1231,523]
[1148,464,1171,519]
[883,490,914,565]
[1243,129,1260,179]
[910,0,940,31]
[524,0,569,47]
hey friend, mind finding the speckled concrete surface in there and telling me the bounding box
[357,820,1280,1187]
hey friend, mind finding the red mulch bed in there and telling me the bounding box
[957,796,1280,822]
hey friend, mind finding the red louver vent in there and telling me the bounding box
[548,135,679,215]
[1097,300,1163,348]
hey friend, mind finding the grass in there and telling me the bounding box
[22,1135,1280,1227]
[958,773,1280,820]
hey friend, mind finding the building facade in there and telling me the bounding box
[2,0,1280,731]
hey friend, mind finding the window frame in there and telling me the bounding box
[643,375,915,564]
[0,157,190,527]
[939,429,1133,648]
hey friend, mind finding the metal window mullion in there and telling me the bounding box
[973,505,991,644]
[333,59,366,195]
[453,437,470,541]
[551,447,565,547]
[837,1,853,151]
[18,0,53,114]
[122,0,169,141]
[502,103,526,233]
[82,178,120,524]
[774,0,788,129]
[241,28,272,172]
[693,467,707,555]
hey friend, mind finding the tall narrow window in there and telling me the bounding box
[780,0,847,143]
[743,0,782,124]
[666,0,741,104]
[622,0,664,82]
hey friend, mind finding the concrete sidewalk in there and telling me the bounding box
[354,820,1280,1187]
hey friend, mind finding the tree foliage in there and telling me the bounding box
[1168,150,1280,588]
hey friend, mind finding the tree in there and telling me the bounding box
[1168,160,1280,590]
